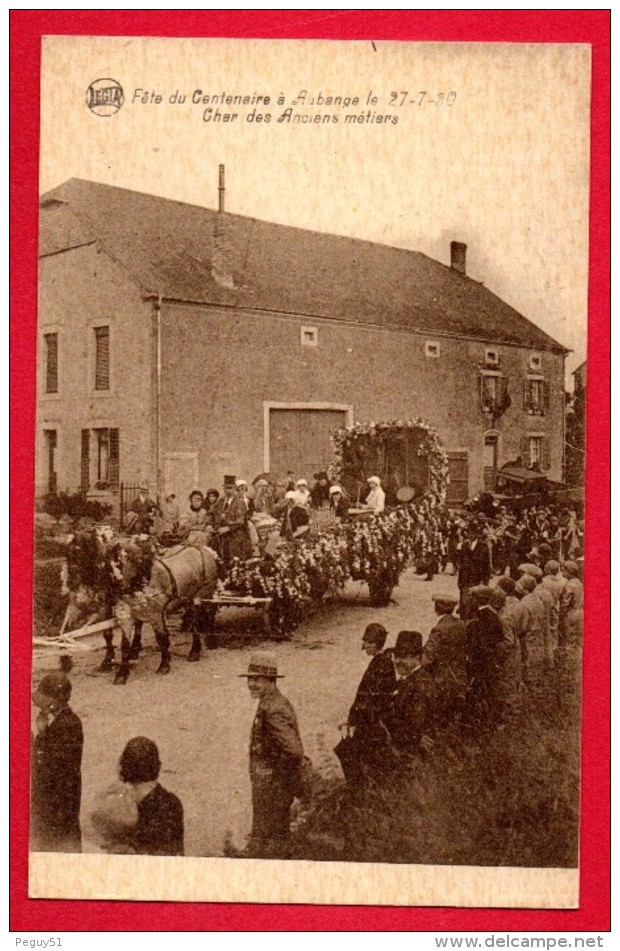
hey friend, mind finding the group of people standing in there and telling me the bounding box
[439,501,584,581]
[31,550,583,860]
[336,551,584,807]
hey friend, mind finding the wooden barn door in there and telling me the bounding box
[269,408,346,481]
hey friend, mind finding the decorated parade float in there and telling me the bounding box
[34,419,449,673]
[219,418,449,636]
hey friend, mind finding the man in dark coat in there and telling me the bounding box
[457,521,492,619]
[119,737,184,856]
[465,586,506,726]
[347,624,395,729]
[381,631,435,765]
[212,475,253,564]
[31,670,83,852]
[423,593,468,727]
[241,652,304,857]
[337,624,396,787]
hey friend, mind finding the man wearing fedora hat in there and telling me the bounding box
[240,652,304,857]
[31,665,83,852]
[380,631,435,765]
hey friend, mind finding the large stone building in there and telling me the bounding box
[37,177,568,511]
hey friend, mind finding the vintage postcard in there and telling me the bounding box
[29,36,591,907]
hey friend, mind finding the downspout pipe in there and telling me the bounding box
[155,295,162,498]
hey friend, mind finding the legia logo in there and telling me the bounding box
[86,78,124,116]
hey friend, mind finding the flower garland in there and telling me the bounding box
[331,417,449,506]
[223,420,450,629]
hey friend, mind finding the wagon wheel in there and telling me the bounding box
[368,570,395,607]
[267,600,300,640]
[308,571,329,603]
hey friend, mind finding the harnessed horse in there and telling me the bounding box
[63,529,218,684]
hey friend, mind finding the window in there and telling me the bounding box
[524,377,548,415]
[81,428,119,491]
[485,347,499,367]
[301,326,318,347]
[425,340,440,358]
[529,353,542,372]
[479,372,511,419]
[523,434,550,471]
[94,326,110,390]
[44,333,58,393]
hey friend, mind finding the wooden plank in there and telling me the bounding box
[195,597,272,607]
[34,618,118,644]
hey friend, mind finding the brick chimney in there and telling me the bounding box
[450,241,467,275]
[211,164,234,289]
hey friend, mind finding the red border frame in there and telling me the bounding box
[10,10,610,932]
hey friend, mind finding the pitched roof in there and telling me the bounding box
[39,178,567,353]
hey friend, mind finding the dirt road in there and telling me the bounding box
[32,567,459,856]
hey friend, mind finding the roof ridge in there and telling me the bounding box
[38,178,569,353]
[41,177,436,260]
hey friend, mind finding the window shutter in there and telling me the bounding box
[523,379,529,412]
[446,452,469,504]
[94,326,110,390]
[520,436,528,466]
[542,436,550,471]
[81,429,90,492]
[543,380,550,413]
[479,374,485,411]
[109,428,120,489]
[45,333,58,393]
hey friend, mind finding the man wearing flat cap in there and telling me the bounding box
[31,667,83,852]
[380,631,435,764]
[513,573,544,686]
[423,594,467,726]
[520,563,555,665]
[240,652,304,857]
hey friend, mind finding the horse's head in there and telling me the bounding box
[107,537,153,593]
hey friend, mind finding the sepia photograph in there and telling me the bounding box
[25,33,594,909]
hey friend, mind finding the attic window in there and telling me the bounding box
[529,353,543,372]
[425,341,440,358]
[485,348,500,367]
[301,326,318,347]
